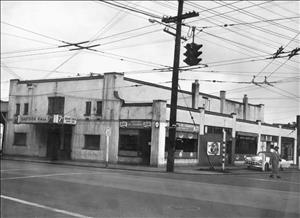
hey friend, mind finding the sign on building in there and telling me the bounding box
[17,115,50,124]
[207,142,220,155]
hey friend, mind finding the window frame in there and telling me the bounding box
[83,134,100,150]
[16,103,20,115]
[13,132,27,146]
[85,101,92,116]
[48,97,65,115]
[96,101,102,116]
[24,103,29,115]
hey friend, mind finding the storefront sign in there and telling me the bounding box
[17,115,50,124]
[119,120,151,128]
[207,142,220,155]
[120,121,128,128]
[167,122,199,132]
[63,116,77,125]
[53,115,77,125]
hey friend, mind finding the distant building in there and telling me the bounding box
[3,73,297,166]
[1,100,8,151]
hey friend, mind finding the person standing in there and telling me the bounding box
[270,146,281,178]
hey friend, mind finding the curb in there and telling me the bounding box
[2,155,299,176]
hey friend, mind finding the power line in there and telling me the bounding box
[198,16,300,30]
[1,49,72,60]
[214,1,300,42]
[90,24,155,43]
[1,32,59,46]
[265,32,300,78]
[44,5,128,78]
[98,1,162,19]
[1,46,59,55]
[1,21,63,43]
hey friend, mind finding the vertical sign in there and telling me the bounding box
[222,128,226,171]
[105,127,111,167]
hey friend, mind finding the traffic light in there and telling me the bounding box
[183,43,203,66]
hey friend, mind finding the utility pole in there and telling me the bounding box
[166,0,184,172]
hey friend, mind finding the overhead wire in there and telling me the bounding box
[264,32,300,78]
[247,1,299,34]
[1,21,63,43]
[184,2,300,72]
[214,1,300,43]
[44,3,131,78]
[98,1,162,19]
[1,32,60,46]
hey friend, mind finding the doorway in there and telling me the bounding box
[46,125,72,160]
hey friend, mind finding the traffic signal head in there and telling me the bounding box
[183,43,203,66]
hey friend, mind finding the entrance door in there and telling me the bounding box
[46,126,72,160]
[139,129,151,165]
[47,128,60,160]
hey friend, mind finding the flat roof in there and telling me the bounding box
[12,73,260,107]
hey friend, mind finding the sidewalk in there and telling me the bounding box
[1,154,299,175]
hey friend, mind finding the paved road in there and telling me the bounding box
[1,159,300,218]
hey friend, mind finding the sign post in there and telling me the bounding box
[105,127,111,168]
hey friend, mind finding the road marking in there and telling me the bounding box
[247,178,300,185]
[1,195,93,218]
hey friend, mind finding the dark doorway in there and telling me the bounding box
[140,129,151,165]
[47,125,72,160]
[119,128,152,165]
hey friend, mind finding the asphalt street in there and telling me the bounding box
[1,159,300,218]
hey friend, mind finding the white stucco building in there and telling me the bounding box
[3,72,297,166]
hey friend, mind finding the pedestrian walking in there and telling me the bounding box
[270,146,281,179]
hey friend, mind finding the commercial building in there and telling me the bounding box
[3,72,297,166]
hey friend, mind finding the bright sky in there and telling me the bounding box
[1,1,299,124]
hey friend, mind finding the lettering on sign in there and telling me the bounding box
[63,116,77,125]
[120,121,128,128]
[119,120,152,128]
[143,121,151,128]
[18,115,50,124]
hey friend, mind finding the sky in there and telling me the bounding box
[1,1,299,124]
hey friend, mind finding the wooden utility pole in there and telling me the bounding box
[166,0,184,172]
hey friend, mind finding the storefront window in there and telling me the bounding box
[119,129,151,159]
[281,137,294,161]
[119,134,138,151]
[165,131,198,159]
[236,135,257,154]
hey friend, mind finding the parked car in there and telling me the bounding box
[245,151,292,171]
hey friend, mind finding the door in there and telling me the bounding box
[47,128,60,160]
[139,129,151,165]
[46,126,72,160]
